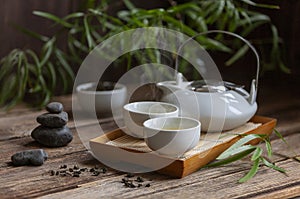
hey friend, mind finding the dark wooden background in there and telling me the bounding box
[1,0,299,77]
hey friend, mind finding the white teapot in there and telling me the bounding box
[157,30,259,132]
[157,74,257,132]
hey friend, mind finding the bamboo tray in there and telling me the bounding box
[90,115,276,178]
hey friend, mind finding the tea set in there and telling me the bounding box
[122,66,258,157]
[77,30,260,158]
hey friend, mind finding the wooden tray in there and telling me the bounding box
[90,116,276,178]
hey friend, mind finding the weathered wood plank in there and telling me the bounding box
[0,132,298,198]
[252,185,300,199]
[0,151,121,199]
[38,159,300,199]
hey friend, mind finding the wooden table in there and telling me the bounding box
[1,83,300,198]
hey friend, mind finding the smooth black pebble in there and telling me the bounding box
[31,125,73,147]
[11,149,48,166]
[36,111,68,128]
[46,102,63,113]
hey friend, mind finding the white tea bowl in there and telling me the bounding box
[123,101,179,138]
[76,82,127,117]
[143,117,201,157]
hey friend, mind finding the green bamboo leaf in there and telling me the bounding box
[40,89,52,107]
[239,158,260,183]
[67,36,82,64]
[239,9,251,25]
[201,38,232,53]
[83,16,94,49]
[207,0,225,24]
[241,21,267,37]
[0,52,16,80]
[270,24,279,53]
[167,2,201,13]
[217,145,256,160]
[238,14,270,26]
[265,138,272,158]
[206,148,256,168]
[261,158,286,173]
[128,17,146,27]
[251,147,262,161]
[240,0,279,9]
[225,0,235,17]
[54,49,75,82]
[72,38,89,53]
[64,12,84,20]
[33,11,73,28]
[273,129,288,145]
[11,24,49,42]
[123,0,136,11]
[20,54,29,97]
[278,61,290,74]
[221,134,264,155]
[225,44,249,66]
[46,62,56,91]
[117,11,131,21]
[57,67,68,93]
[40,37,56,67]
[26,50,40,66]
[162,15,196,36]
[28,83,42,93]
[202,0,220,18]
[1,75,17,108]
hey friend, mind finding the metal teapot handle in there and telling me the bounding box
[175,30,259,104]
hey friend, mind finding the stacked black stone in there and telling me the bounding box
[31,102,73,147]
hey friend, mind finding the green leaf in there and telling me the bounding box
[83,16,94,49]
[217,145,256,160]
[46,62,56,91]
[57,67,68,93]
[63,12,84,20]
[265,138,272,158]
[40,37,56,67]
[162,15,196,36]
[238,14,270,26]
[274,129,288,145]
[54,49,75,82]
[251,147,262,161]
[225,44,249,66]
[221,134,264,155]
[11,24,49,42]
[239,158,260,183]
[167,2,201,13]
[241,21,267,37]
[207,0,225,24]
[123,0,136,11]
[206,148,256,167]
[33,11,73,28]
[240,0,279,9]
[262,158,286,173]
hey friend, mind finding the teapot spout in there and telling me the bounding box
[248,79,257,105]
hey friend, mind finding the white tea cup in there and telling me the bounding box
[143,117,201,157]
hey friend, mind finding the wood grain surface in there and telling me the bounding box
[0,88,300,198]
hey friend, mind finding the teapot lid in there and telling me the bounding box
[189,80,245,94]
